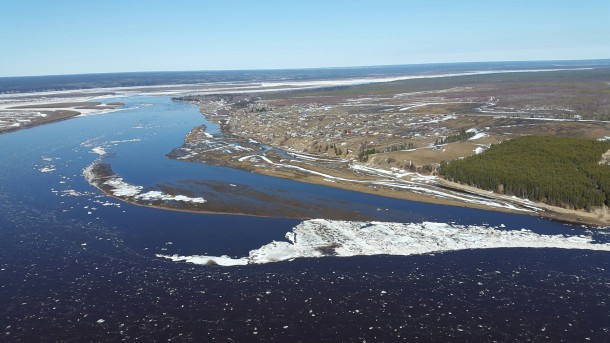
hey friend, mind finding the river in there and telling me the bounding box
[1,94,609,341]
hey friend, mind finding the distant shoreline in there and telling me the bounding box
[0,97,123,134]
[3,59,608,93]
[3,66,609,227]
[0,109,80,134]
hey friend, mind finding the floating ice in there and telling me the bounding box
[157,254,248,266]
[91,147,107,155]
[158,219,610,266]
[61,189,87,197]
[109,138,142,144]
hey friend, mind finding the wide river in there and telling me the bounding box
[1,95,609,341]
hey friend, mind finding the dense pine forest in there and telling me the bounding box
[438,136,610,210]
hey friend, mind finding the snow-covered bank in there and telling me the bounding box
[157,219,610,266]
[83,164,206,204]
[234,153,537,212]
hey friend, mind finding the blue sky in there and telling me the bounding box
[1,0,609,76]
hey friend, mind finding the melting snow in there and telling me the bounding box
[86,165,207,204]
[136,191,206,204]
[103,178,142,197]
[469,132,488,140]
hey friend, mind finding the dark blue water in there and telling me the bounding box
[2,94,597,256]
[1,77,609,341]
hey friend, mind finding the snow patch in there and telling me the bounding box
[469,132,488,140]
[86,165,207,204]
[103,178,143,197]
[136,191,206,204]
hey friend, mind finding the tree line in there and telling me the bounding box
[438,136,610,210]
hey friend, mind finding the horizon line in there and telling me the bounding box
[2,58,610,79]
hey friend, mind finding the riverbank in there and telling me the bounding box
[0,97,123,133]
[85,149,610,227]
[217,152,610,227]
[14,79,603,227]
[163,103,609,227]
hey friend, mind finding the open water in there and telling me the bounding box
[1,64,610,341]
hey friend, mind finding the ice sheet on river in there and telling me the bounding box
[158,219,610,266]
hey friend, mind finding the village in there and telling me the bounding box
[177,81,597,175]
[166,76,610,226]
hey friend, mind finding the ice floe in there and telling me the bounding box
[91,147,107,155]
[38,156,59,173]
[157,254,248,266]
[157,219,610,266]
[109,138,142,144]
[61,189,87,197]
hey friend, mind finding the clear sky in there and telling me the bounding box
[1,0,609,77]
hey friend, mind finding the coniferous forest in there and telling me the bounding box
[438,136,610,210]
